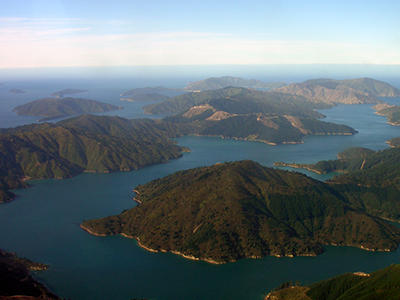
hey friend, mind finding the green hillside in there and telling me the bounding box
[266,264,400,300]
[276,145,400,221]
[13,97,122,121]
[82,160,400,263]
[0,114,190,202]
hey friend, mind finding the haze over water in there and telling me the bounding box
[1,75,400,300]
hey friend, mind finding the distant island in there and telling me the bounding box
[183,76,287,91]
[122,93,171,102]
[50,88,88,98]
[266,264,400,300]
[9,88,26,94]
[119,76,288,97]
[81,160,400,264]
[13,97,123,121]
[120,86,180,97]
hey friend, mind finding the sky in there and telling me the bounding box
[0,0,400,69]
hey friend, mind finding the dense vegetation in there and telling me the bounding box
[0,114,191,202]
[13,97,123,121]
[82,160,400,263]
[276,145,400,221]
[0,249,59,299]
[266,264,400,300]
[276,77,400,104]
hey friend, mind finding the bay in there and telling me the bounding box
[1,80,400,299]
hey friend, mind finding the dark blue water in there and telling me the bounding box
[1,80,400,300]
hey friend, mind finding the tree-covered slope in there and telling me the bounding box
[0,114,190,202]
[81,160,400,263]
[266,264,400,300]
[13,97,123,121]
[275,145,400,221]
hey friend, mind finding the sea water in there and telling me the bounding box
[1,79,400,299]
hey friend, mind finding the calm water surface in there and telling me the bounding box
[1,81,400,299]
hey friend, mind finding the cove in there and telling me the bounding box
[1,102,400,299]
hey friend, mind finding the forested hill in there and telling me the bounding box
[266,264,400,300]
[0,114,191,203]
[144,87,357,145]
[275,144,400,221]
[13,97,122,121]
[81,160,400,264]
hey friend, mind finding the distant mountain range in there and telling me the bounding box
[81,160,400,263]
[183,76,287,91]
[145,87,357,145]
[275,78,400,104]
[13,97,123,121]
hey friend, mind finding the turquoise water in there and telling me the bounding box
[1,80,400,299]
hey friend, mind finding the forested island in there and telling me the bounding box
[13,97,123,121]
[82,160,400,263]
[9,88,26,94]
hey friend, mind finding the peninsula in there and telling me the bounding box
[81,160,400,264]
[0,114,191,203]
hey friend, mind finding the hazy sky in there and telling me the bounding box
[1,0,399,68]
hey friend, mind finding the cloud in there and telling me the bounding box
[0,18,399,68]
